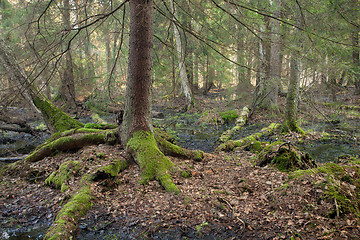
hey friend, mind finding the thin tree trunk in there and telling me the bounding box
[267,0,281,109]
[61,0,76,108]
[283,2,303,133]
[169,0,194,109]
[255,18,269,105]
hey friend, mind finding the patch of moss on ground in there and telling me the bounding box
[289,158,360,219]
[219,110,238,123]
[257,141,316,172]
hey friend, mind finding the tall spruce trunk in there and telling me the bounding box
[121,0,154,145]
[120,0,178,193]
[282,2,303,133]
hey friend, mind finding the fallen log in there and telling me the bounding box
[0,155,28,162]
[216,123,280,152]
[218,106,250,143]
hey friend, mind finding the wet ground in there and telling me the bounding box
[153,106,359,162]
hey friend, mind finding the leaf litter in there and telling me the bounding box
[0,143,359,239]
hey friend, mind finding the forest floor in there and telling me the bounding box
[1,88,360,239]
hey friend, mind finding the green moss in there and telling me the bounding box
[84,123,118,129]
[258,141,316,172]
[26,132,106,162]
[246,141,263,153]
[45,160,81,189]
[289,159,360,219]
[181,170,191,178]
[61,183,69,192]
[155,130,204,161]
[280,122,306,136]
[92,159,128,180]
[127,130,179,193]
[219,110,238,123]
[217,123,280,152]
[33,96,84,133]
[44,184,93,240]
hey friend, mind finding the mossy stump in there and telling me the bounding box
[257,141,317,171]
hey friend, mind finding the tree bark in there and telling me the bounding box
[121,0,154,145]
[351,3,359,94]
[282,3,303,134]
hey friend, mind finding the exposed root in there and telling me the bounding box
[25,132,107,162]
[155,129,204,161]
[126,130,180,193]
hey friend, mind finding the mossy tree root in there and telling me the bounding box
[25,132,107,162]
[155,129,204,161]
[92,159,129,181]
[281,121,305,135]
[216,123,280,152]
[44,179,92,240]
[127,130,180,193]
[44,159,129,239]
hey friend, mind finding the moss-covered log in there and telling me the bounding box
[0,40,84,133]
[218,106,250,143]
[126,130,180,193]
[155,129,204,161]
[33,96,84,133]
[216,123,280,152]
